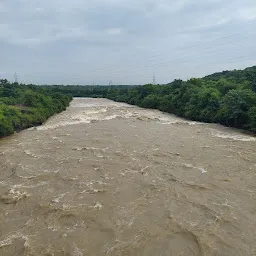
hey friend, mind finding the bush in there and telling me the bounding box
[0,80,72,137]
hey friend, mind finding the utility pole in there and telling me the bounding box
[152,73,156,85]
[14,72,18,83]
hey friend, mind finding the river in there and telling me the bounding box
[0,98,256,256]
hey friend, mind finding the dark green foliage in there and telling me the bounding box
[0,80,72,137]
[44,66,256,132]
[248,107,256,131]
[219,89,256,128]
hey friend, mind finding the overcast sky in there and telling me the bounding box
[1,0,256,85]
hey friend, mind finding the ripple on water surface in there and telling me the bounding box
[0,98,256,256]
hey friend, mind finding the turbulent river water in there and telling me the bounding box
[0,98,256,256]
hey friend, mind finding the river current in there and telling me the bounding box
[0,98,256,256]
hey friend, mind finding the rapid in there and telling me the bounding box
[0,98,256,256]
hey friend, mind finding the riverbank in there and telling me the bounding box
[45,65,256,133]
[0,80,72,138]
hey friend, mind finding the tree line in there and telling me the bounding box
[1,66,255,137]
[0,79,72,137]
[48,66,256,132]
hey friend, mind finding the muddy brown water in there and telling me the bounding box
[0,98,256,256]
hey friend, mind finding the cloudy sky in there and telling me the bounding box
[1,0,256,85]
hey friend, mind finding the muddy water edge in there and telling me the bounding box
[0,98,256,256]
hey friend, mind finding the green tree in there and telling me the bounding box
[221,89,256,128]
[248,107,256,131]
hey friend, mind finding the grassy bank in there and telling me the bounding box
[47,66,256,132]
[0,79,72,137]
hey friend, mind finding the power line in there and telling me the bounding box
[20,33,255,84]
[75,33,256,75]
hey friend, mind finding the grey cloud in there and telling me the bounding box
[0,0,256,84]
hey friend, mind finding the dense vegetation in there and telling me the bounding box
[1,66,255,137]
[0,79,72,137]
[48,66,256,132]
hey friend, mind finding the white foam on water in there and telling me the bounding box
[199,167,207,174]
[93,202,103,210]
[37,108,119,130]
[71,98,130,108]
[12,181,47,189]
[72,243,83,256]
[51,193,68,203]
[37,98,205,131]
[43,170,59,174]
[0,233,27,248]
[48,225,60,232]
[17,175,37,180]
[183,163,208,174]
[24,150,39,158]
[211,130,256,142]
[0,237,12,248]
[183,163,194,168]
[0,189,30,204]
